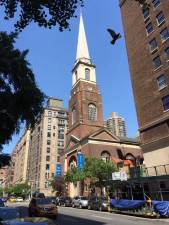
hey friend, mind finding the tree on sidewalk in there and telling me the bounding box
[4,182,31,198]
[65,157,117,195]
[50,176,65,196]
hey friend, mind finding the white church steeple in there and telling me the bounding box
[72,13,96,87]
[76,13,90,61]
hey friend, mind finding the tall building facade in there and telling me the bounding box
[0,167,8,188]
[5,149,17,186]
[62,14,142,197]
[27,98,68,196]
[105,112,127,137]
[15,129,30,183]
[120,0,169,167]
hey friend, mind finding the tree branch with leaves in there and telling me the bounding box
[65,157,117,195]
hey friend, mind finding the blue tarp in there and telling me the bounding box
[153,201,169,216]
[110,199,145,209]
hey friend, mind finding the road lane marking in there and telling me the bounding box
[92,215,112,220]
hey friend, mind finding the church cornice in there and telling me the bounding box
[72,79,96,90]
[72,60,96,73]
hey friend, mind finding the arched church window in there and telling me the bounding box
[72,108,76,125]
[117,149,124,160]
[85,68,90,81]
[69,156,77,170]
[125,153,135,163]
[88,104,97,121]
[101,151,111,162]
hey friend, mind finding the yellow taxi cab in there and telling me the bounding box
[9,196,17,203]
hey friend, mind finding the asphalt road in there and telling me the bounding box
[58,206,168,225]
[6,202,169,225]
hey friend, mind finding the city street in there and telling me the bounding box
[58,207,168,225]
[7,202,169,225]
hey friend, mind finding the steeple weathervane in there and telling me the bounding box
[76,13,90,61]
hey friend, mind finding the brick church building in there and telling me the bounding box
[62,14,143,197]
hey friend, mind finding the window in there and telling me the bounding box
[165,47,169,59]
[53,133,55,137]
[160,28,169,42]
[48,118,51,124]
[143,8,149,20]
[58,119,64,124]
[48,125,51,130]
[58,133,64,139]
[57,156,60,162]
[162,95,169,111]
[58,126,64,131]
[47,147,50,153]
[153,56,161,68]
[88,104,97,121]
[46,156,50,161]
[45,172,49,179]
[152,0,160,8]
[45,181,48,188]
[48,111,52,116]
[47,140,51,145]
[85,68,90,81]
[47,132,51,138]
[156,11,165,25]
[72,108,76,125]
[101,151,111,162]
[58,141,64,147]
[46,164,50,170]
[53,126,55,129]
[58,148,64,154]
[149,38,157,52]
[146,23,153,35]
[157,75,167,89]
[58,111,65,116]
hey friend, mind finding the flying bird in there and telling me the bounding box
[107,29,122,45]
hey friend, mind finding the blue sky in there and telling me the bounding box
[1,0,138,154]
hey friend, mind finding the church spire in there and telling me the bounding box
[76,13,90,61]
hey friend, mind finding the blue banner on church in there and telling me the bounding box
[77,153,84,170]
[56,164,62,177]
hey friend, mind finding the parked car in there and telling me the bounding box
[9,196,17,203]
[88,196,109,211]
[57,197,72,207]
[72,196,88,208]
[32,192,45,198]
[0,199,5,207]
[29,197,58,219]
[16,197,24,202]
[0,197,8,203]
[0,207,20,221]
[1,217,57,225]
[48,197,57,205]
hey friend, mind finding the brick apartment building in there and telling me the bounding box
[62,14,143,197]
[120,0,169,167]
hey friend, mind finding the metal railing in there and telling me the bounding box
[129,164,169,179]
